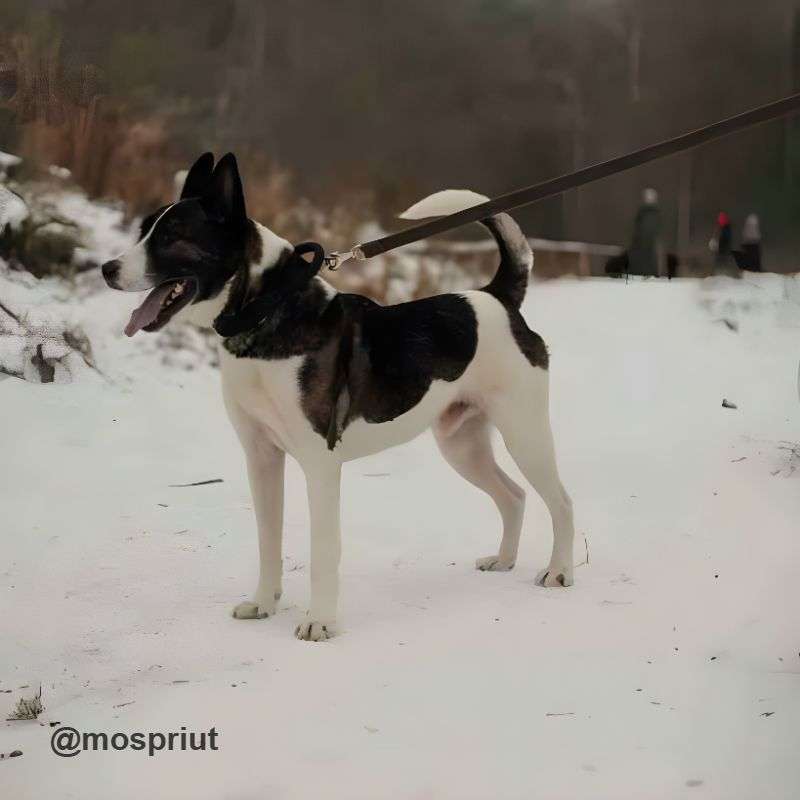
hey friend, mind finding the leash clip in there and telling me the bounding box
[323,246,364,271]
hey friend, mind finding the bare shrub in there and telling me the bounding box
[6,686,43,721]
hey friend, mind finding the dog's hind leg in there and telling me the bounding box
[489,380,575,587]
[434,410,525,571]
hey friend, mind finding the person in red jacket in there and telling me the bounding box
[709,211,736,274]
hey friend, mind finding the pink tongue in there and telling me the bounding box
[124,283,175,337]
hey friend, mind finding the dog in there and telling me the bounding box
[102,152,575,641]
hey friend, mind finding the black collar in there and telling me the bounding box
[213,241,325,337]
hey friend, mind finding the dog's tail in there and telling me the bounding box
[399,189,533,308]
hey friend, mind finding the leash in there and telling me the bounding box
[324,92,800,270]
[217,93,800,336]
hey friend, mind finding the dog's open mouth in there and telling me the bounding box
[124,278,198,337]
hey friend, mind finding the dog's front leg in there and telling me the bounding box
[231,440,285,620]
[295,463,342,641]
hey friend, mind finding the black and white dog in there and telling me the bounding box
[102,153,574,641]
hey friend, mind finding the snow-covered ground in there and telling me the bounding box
[1,272,799,798]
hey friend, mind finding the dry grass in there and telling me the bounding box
[6,686,43,721]
[2,32,177,214]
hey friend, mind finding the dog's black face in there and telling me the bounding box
[102,153,255,336]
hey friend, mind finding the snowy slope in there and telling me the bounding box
[1,274,799,799]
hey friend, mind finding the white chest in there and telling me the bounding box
[219,348,310,456]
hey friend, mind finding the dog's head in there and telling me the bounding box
[103,152,263,336]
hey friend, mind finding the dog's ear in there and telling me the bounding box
[202,152,246,225]
[180,152,215,199]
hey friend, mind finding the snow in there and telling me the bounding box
[0,150,22,179]
[2,179,136,267]
[1,273,799,798]
[0,184,29,229]
[47,165,73,181]
[0,264,94,383]
[0,187,142,383]
[0,150,21,167]
[37,188,138,268]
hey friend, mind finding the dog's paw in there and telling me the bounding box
[535,566,574,588]
[294,620,332,642]
[476,555,515,571]
[232,601,274,619]
[232,591,281,620]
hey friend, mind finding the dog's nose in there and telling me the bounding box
[102,259,121,286]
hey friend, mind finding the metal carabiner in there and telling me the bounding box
[323,251,349,271]
[323,247,364,271]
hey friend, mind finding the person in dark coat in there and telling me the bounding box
[628,187,662,276]
[740,213,762,271]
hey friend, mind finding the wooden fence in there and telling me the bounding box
[328,237,624,301]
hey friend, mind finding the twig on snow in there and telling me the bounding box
[168,478,224,488]
[0,299,19,323]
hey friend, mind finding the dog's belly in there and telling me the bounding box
[334,378,462,460]
[220,348,465,463]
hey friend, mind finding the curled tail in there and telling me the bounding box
[399,189,533,308]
